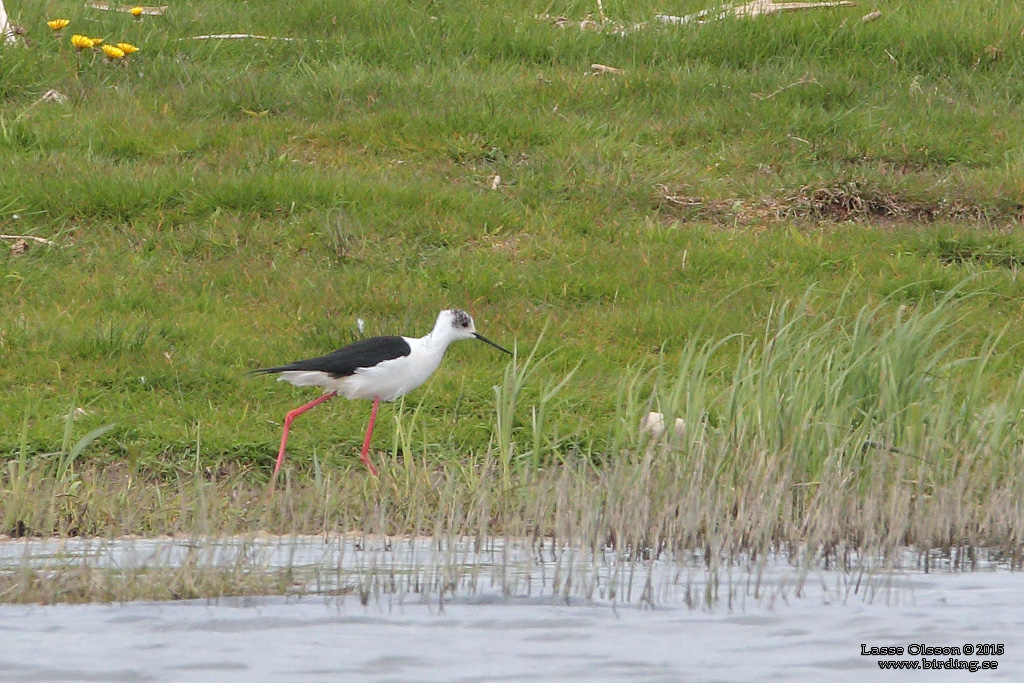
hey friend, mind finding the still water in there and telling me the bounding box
[1,536,1021,682]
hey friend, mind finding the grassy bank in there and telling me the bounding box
[3,0,1024,559]
[6,293,1024,569]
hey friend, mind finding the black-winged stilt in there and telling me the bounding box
[254,309,511,487]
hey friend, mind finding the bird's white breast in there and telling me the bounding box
[339,336,447,401]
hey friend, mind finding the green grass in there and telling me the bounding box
[3,0,1024,548]
[5,294,1024,605]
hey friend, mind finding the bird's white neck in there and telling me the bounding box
[418,328,456,353]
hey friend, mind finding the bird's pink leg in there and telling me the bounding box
[359,397,381,476]
[270,391,337,490]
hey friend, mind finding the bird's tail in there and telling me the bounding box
[249,365,295,375]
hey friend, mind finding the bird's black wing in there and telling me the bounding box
[253,336,412,378]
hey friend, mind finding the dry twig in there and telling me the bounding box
[85,2,167,15]
[1,234,58,246]
[41,90,68,104]
[658,1,855,25]
[752,75,820,100]
[182,34,299,41]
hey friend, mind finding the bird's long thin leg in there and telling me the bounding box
[271,391,337,490]
[359,397,381,476]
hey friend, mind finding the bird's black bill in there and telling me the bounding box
[474,333,513,355]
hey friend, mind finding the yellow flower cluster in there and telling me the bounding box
[69,33,141,60]
[53,17,143,61]
[130,7,144,18]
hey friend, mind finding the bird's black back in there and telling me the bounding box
[253,336,412,378]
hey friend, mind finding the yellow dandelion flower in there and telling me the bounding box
[101,44,125,60]
[47,19,71,32]
[90,37,105,46]
[130,7,144,18]
[116,42,139,55]
[71,34,94,50]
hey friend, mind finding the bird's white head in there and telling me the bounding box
[432,309,512,355]
[435,309,477,341]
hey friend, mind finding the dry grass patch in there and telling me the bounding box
[656,182,1024,226]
